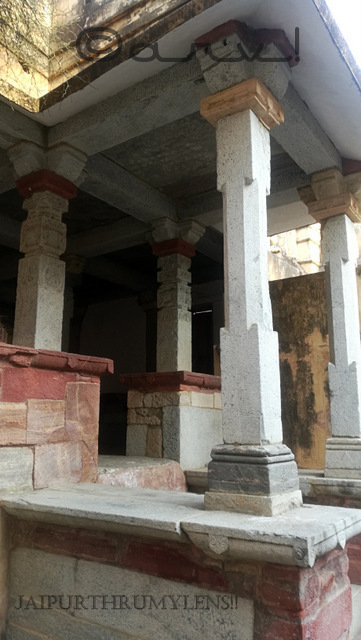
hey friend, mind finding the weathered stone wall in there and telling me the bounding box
[4,518,352,640]
[0,343,112,489]
[270,272,331,470]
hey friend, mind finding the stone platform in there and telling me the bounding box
[2,484,361,568]
[2,484,361,639]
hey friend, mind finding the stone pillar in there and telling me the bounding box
[296,223,321,274]
[7,142,86,351]
[150,219,205,372]
[153,243,193,372]
[307,168,361,478]
[13,189,69,350]
[200,78,302,515]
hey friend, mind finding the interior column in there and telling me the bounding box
[150,219,205,372]
[7,141,86,351]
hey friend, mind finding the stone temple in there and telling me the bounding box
[0,0,361,637]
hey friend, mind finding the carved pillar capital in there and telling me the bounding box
[195,20,294,97]
[300,167,361,224]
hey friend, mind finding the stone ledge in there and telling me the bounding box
[0,343,113,376]
[120,371,221,392]
[2,484,361,569]
[300,474,361,500]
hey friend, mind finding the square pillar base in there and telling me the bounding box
[205,489,303,516]
[325,437,361,479]
[206,443,302,516]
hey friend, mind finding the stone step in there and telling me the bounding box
[97,455,186,492]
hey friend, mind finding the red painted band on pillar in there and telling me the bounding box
[16,169,77,199]
[152,238,196,258]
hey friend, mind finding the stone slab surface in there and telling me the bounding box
[0,484,202,541]
[2,484,361,568]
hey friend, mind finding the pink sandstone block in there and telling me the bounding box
[0,402,27,445]
[65,382,100,441]
[80,439,98,483]
[347,532,361,585]
[97,459,186,492]
[26,399,66,445]
[34,441,82,489]
[255,549,351,640]
[2,368,75,402]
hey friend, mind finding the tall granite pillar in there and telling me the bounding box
[7,141,86,351]
[201,79,302,515]
[150,219,205,372]
[307,168,361,478]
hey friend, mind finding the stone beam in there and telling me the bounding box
[271,84,341,175]
[0,153,15,194]
[48,59,209,155]
[0,102,45,150]
[179,158,309,217]
[83,257,154,293]
[178,191,222,224]
[82,155,177,223]
[184,196,305,233]
[66,217,148,258]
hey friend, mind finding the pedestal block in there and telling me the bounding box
[121,371,222,469]
[0,342,113,489]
